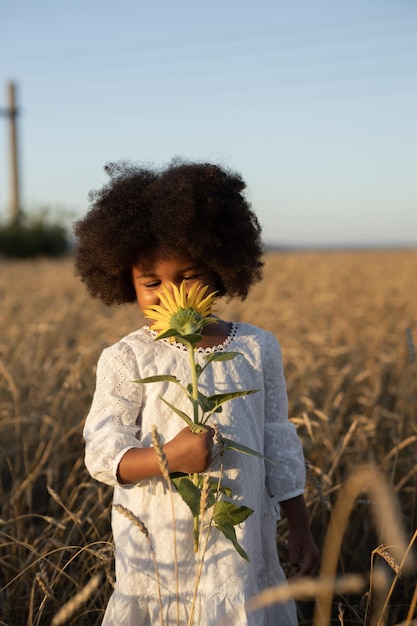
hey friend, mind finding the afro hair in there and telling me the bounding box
[74,159,264,306]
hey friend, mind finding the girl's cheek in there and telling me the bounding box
[145,292,160,306]
[136,288,160,311]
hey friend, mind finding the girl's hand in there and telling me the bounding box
[165,426,215,474]
[279,494,320,578]
[117,426,214,484]
[287,524,320,578]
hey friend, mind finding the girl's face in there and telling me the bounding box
[131,254,218,323]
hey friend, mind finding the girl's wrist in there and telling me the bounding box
[162,441,178,473]
[279,494,310,528]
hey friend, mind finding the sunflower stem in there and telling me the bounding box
[187,343,200,424]
[186,341,203,552]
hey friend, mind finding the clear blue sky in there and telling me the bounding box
[1,0,416,247]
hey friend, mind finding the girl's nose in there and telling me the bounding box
[162,280,185,294]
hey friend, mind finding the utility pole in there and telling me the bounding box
[0,82,21,224]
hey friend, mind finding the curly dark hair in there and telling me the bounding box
[74,159,264,306]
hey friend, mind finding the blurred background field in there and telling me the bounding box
[0,250,416,625]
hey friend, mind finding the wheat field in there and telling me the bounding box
[0,250,416,625]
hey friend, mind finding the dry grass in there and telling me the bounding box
[0,250,416,625]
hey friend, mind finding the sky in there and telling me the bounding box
[1,0,416,247]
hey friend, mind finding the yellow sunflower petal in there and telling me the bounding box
[177,281,187,308]
[197,292,217,316]
[143,309,172,330]
[157,284,178,314]
[185,282,201,306]
[143,303,170,318]
[187,284,206,310]
[195,291,217,317]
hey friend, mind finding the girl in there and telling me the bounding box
[74,160,319,626]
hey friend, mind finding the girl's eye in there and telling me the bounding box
[143,275,202,288]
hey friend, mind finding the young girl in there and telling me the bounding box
[75,160,319,626]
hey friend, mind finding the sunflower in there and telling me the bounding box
[144,281,218,341]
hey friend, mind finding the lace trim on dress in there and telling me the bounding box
[144,322,238,354]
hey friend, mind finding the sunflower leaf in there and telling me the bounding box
[213,501,254,525]
[203,351,242,365]
[134,375,181,385]
[160,397,205,432]
[171,475,201,517]
[198,351,242,377]
[221,437,279,466]
[152,329,180,341]
[196,391,217,413]
[181,333,203,345]
[205,389,259,414]
[214,522,250,561]
[208,479,232,498]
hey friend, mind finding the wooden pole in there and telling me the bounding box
[7,82,21,224]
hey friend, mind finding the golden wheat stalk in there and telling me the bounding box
[373,545,401,575]
[113,504,149,538]
[199,473,211,520]
[213,575,365,626]
[2,252,416,625]
[114,503,165,626]
[188,465,224,626]
[51,573,101,626]
[152,426,170,482]
[374,529,417,626]
[245,574,365,615]
[151,425,180,626]
[313,464,413,625]
[35,571,54,601]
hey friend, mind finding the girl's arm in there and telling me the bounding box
[84,343,214,487]
[117,426,214,484]
[261,333,319,575]
[279,494,320,577]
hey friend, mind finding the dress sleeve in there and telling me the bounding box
[83,341,144,487]
[263,333,305,509]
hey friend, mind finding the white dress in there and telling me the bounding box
[84,322,305,626]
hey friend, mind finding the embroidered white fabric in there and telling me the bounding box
[84,322,305,626]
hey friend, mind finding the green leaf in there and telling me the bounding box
[198,352,243,377]
[196,391,217,413]
[208,479,232,498]
[214,521,250,561]
[170,475,234,513]
[188,389,229,414]
[181,333,203,345]
[134,375,181,385]
[171,475,201,517]
[213,501,254,526]
[153,329,180,341]
[209,389,259,403]
[202,351,242,367]
[152,330,201,349]
[205,389,259,413]
[171,476,252,560]
[221,437,279,466]
[160,397,205,433]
